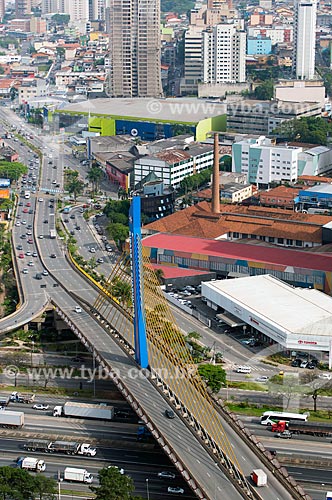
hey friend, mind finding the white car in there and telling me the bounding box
[168,487,184,494]
[75,306,82,313]
[22,268,28,274]
[42,270,49,276]
[318,373,332,380]
[33,404,49,411]
[38,198,43,202]
[107,465,124,475]
[15,221,21,226]
[256,376,269,383]
[90,247,96,253]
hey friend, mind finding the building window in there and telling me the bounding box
[233,232,239,238]
[295,240,302,247]
[277,238,283,244]
[286,239,293,246]
[268,237,274,243]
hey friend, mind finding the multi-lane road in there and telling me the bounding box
[0,106,313,500]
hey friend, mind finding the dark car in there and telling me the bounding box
[75,226,81,231]
[44,219,48,224]
[70,214,75,219]
[165,409,175,419]
[50,254,56,258]
[291,359,301,367]
[35,273,42,280]
[70,230,75,235]
[64,218,69,223]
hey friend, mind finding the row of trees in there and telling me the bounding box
[65,165,103,200]
[0,467,56,499]
[0,161,27,181]
[274,116,332,145]
[104,199,130,248]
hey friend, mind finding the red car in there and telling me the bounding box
[18,253,24,259]
[27,238,33,244]
[23,208,28,213]
[26,202,31,207]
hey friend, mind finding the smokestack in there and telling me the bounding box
[212,132,220,214]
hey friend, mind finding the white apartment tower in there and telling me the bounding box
[64,0,89,23]
[202,24,246,84]
[91,0,105,19]
[42,0,65,13]
[108,0,161,97]
[293,0,317,80]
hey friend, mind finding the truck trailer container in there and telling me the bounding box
[18,457,46,472]
[271,420,332,437]
[10,392,35,404]
[0,410,24,428]
[251,469,267,487]
[64,467,93,484]
[53,402,114,421]
[24,439,96,456]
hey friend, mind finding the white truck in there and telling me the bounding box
[53,402,114,421]
[251,469,267,487]
[64,467,93,484]
[0,410,24,428]
[18,457,46,472]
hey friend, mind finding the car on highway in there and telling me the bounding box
[42,270,49,276]
[90,247,96,253]
[15,221,21,226]
[158,471,176,479]
[256,376,269,383]
[64,218,69,223]
[275,430,292,439]
[97,258,103,264]
[70,214,75,219]
[27,238,33,244]
[35,273,42,280]
[32,404,49,411]
[165,409,175,419]
[18,253,24,259]
[32,252,37,257]
[74,306,82,313]
[22,268,28,274]
[44,219,48,224]
[38,198,43,202]
[25,251,31,256]
[168,487,184,494]
[107,466,124,475]
[21,234,26,239]
[17,245,23,251]
[50,254,56,258]
[23,208,28,213]
[38,235,44,239]
[28,261,34,267]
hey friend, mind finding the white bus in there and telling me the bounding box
[260,411,308,426]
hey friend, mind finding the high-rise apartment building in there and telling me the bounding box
[15,0,32,17]
[108,0,161,97]
[202,23,246,84]
[293,0,317,80]
[41,0,65,13]
[0,0,5,21]
[64,0,89,23]
[90,0,105,19]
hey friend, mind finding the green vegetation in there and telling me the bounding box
[228,381,268,392]
[86,165,103,195]
[0,226,18,316]
[90,466,144,500]
[226,402,332,422]
[253,79,274,100]
[0,161,27,181]
[52,13,70,25]
[161,0,194,14]
[0,466,57,499]
[274,116,332,145]
[104,199,130,248]
[198,364,226,393]
[65,170,84,200]
[179,167,212,198]
[0,37,19,49]
[109,277,132,307]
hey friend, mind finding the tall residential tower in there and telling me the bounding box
[293,0,317,80]
[108,0,161,97]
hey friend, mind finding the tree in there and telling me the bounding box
[90,466,135,500]
[110,277,132,307]
[253,80,274,100]
[198,364,226,393]
[273,116,332,145]
[154,268,164,284]
[268,374,300,409]
[32,475,57,500]
[0,161,27,181]
[107,222,129,248]
[104,199,130,220]
[86,166,103,195]
[67,178,84,201]
[51,13,70,25]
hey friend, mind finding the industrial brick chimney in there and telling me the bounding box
[212,132,220,214]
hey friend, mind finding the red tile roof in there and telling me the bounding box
[152,264,209,278]
[143,234,332,272]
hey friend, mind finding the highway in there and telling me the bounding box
[0,106,300,500]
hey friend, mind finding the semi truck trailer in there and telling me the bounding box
[53,402,114,421]
[24,440,96,456]
[251,469,267,487]
[64,467,93,484]
[17,457,46,472]
[271,420,332,437]
[0,410,24,428]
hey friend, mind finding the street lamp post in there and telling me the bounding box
[146,478,150,500]
[57,470,61,500]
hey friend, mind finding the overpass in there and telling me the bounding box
[0,109,310,500]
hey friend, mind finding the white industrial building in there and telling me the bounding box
[202,275,332,367]
[232,136,301,186]
[202,23,246,84]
